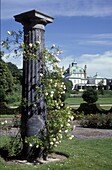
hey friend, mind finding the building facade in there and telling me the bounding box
[65,62,107,91]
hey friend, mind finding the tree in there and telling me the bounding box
[0,58,14,95]
[0,88,6,102]
[61,78,73,101]
[82,87,98,104]
[7,62,22,84]
[98,80,104,95]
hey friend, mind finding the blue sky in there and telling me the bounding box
[1,0,112,78]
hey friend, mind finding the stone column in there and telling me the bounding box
[14,10,53,143]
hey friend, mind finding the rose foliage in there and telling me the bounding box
[1,31,74,157]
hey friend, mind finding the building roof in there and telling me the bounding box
[70,66,84,73]
[70,62,84,74]
[93,73,106,79]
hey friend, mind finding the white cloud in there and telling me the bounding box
[91,34,112,39]
[59,50,112,78]
[79,40,112,46]
[3,50,112,79]
[76,33,112,46]
[1,0,112,19]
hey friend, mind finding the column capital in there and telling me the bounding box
[14,10,54,28]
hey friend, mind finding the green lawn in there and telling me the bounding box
[65,97,112,105]
[0,137,112,170]
[0,115,15,118]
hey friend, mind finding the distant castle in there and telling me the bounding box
[64,61,111,91]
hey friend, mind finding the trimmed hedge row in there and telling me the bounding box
[72,103,112,129]
[0,102,21,115]
[75,103,112,115]
[80,113,112,129]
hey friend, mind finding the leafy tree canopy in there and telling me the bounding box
[61,78,73,93]
[0,58,14,95]
[7,62,22,84]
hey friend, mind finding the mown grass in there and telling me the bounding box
[65,97,112,105]
[0,115,15,118]
[0,137,112,170]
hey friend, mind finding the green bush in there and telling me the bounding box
[0,88,6,102]
[98,90,112,97]
[76,103,108,115]
[82,88,98,103]
[61,92,71,101]
[0,102,21,115]
[80,113,112,129]
[6,94,21,104]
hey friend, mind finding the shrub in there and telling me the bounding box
[1,31,73,159]
[6,94,21,104]
[82,88,98,104]
[76,103,108,115]
[0,102,21,115]
[80,113,112,129]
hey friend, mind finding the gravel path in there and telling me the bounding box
[71,126,112,139]
[1,126,112,139]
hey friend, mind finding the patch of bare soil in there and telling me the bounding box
[7,153,67,166]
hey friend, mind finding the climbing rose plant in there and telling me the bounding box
[1,31,74,156]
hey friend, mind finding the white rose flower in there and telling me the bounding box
[65,129,68,133]
[60,103,63,106]
[52,44,56,48]
[33,104,36,107]
[55,141,59,144]
[59,50,63,54]
[29,43,33,47]
[45,92,48,96]
[1,122,4,125]
[67,123,71,127]
[36,41,40,45]
[50,142,54,145]
[1,41,4,45]
[40,73,43,77]
[53,138,56,142]
[55,56,61,62]
[50,94,53,98]
[5,120,7,123]
[61,75,64,78]
[7,31,11,35]
[58,134,63,139]
[73,125,76,130]
[29,143,33,147]
[69,135,74,140]
[64,86,66,90]
[70,116,74,121]
[54,83,57,87]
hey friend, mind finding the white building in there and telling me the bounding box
[65,62,107,91]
